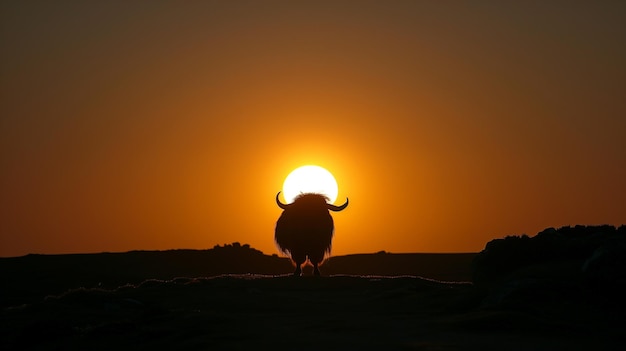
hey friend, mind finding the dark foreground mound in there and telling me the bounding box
[2,275,622,351]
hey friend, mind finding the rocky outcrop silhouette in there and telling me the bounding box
[472,225,626,310]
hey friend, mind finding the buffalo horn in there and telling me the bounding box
[276,192,290,209]
[327,198,349,212]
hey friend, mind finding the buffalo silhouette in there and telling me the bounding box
[275,191,349,276]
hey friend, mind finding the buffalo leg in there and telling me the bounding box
[294,265,302,276]
[312,263,321,276]
[292,252,306,276]
[309,253,323,276]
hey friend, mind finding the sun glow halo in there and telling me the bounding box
[282,165,339,204]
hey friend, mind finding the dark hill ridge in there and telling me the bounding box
[0,245,476,308]
[323,252,475,280]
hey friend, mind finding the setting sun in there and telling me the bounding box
[282,165,339,204]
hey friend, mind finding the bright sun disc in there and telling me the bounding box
[282,165,338,204]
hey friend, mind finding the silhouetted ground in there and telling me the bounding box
[0,246,475,308]
[1,275,622,350]
[2,227,625,350]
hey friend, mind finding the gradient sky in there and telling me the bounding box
[1,1,625,257]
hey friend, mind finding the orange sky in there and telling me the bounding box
[1,1,625,257]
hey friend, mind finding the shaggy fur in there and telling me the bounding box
[275,193,338,275]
